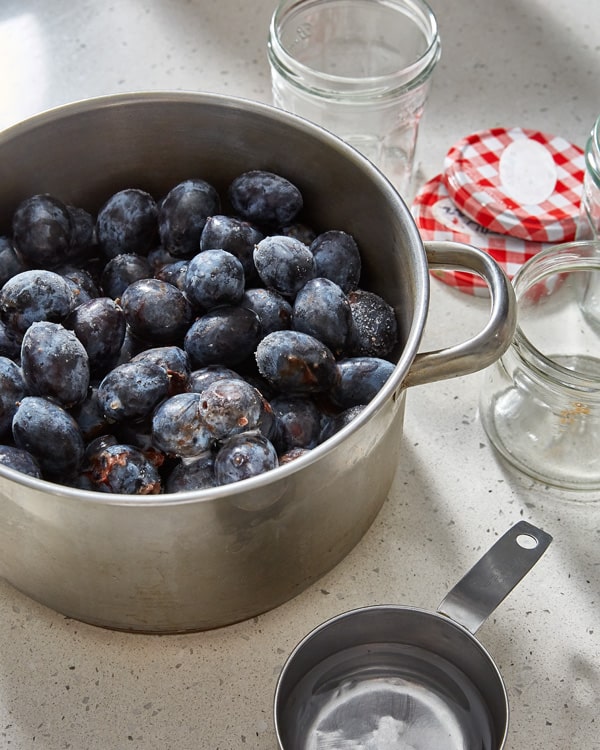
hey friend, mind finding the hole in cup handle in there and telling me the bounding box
[438,520,553,635]
[403,241,517,388]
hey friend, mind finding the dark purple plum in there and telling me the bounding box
[184,249,245,310]
[158,179,221,258]
[270,395,323,451]
[121,278,194,344]
[71,387,112,442]
[214,431,278,485]
[97,360,171,423]
[85,443,161,494]
[100,253,152,300]
[198,378,264,440]
[0,356,26,438]
[310,230,361,292]
[66,204,96,261]
[165,452,217,492]
[11,193,72,268]
[0,236,26,286]
[255,331,338,394]
[132,346,191,395]
[292,277,352,356]
[0,269,76,337]
[320,404,366,442]
[253,235,316,298]
[240,288,292,335]
[154,260,189,290]
[330,357,395,408]
[12,396,85,478]
[188,365,243,394]
[96,188,158,259]
[21,321,90,407]
[228,170,303,227]
[200,214,263,278]
[348,289,399,358]
[0,445,43,479]
[184,306,261,368]
[64,297,126,375]
[151,392,213,457]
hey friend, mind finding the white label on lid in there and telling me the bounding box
[498,138,557,205]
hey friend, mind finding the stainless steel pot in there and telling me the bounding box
[0,92,516,633]
[274,521,553,750]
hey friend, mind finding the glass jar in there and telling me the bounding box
[267,0,441,197]
[479,240,600,495]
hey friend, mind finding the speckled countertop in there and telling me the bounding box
[0,1,599,749]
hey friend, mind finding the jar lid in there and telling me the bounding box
[443,127,585,243]
[411,173,552,296]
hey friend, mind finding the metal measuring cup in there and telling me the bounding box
[274,521,552,749]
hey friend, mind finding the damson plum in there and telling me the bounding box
[0,356,26,437]
[348,289,398,358]
[12,396,85,477]
[188,365,243,394]
[158,178,221,258]
[66,205,96,261]
[21,322,90,408]
[132,346,191,395]
[330,357,396,408]
[85,443,161,494]
[198,378,264,440]
[270,395,323,451]
[154,260,189,290]
[121,278,194,344]
[97,360,170,423]
[184,306,261,368]
[0,321,20,360]
[151,392,213,457]
[71,387,111,442]
[0,236,26,286]
[253,235,316,298]
[100,253,152,300]
[57,264,101,304]
[0,269,76,337]
[64,297,126,375]
[11,193,72,268]
[292,278,352,356]
[200,214,263,278]
[214,431,278,485]
[184,249,245,311]
[255,331,338,394]
[96,188,158,259]
[228,170,303,227]
[240,288,292,335]
[280,222,317,246]
[320,404,366,442]
[310,230,362,293]
[0,445,43,478]
[165,452,217,492]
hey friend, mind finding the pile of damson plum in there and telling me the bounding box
[0,170,398,494]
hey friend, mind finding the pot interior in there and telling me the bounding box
[0,92,427,372]
[275,606,508,750]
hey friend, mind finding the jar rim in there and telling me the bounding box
[268,0,441,99]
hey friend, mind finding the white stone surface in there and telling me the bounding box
[0,1,598,748]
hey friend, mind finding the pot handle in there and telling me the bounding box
[437,521,553,634]
[403,240,517,388]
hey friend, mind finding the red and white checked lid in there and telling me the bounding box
[411,173,552,297]
[443,127,585,243]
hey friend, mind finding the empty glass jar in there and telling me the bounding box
[479,240,600,495]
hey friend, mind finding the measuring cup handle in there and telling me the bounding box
[404,240,517,388]
[437,521,553,634]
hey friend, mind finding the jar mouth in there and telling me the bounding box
[511,240,600,395]
[268,0,441,100]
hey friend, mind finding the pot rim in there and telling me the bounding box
[0,90,430,506]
